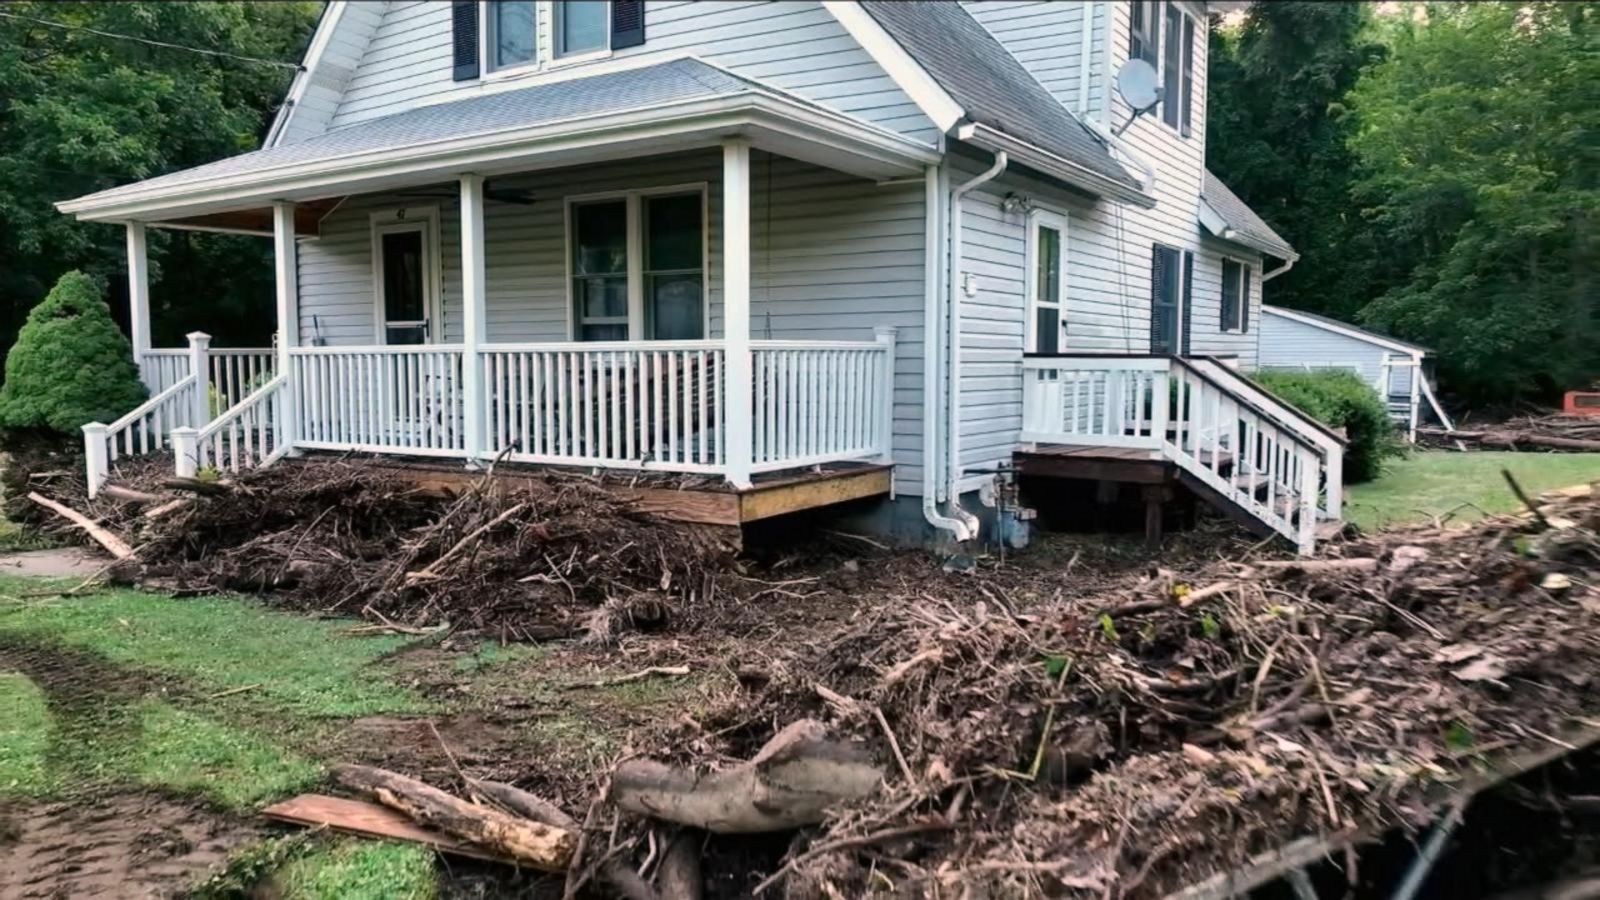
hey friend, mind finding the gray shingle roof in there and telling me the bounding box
[1201,169,1298,259]
[66,59,780,205]
[859,1,1139,191]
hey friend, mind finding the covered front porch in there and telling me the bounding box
[66,60,935,500]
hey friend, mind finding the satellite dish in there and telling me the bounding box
[1116,59,1161,112]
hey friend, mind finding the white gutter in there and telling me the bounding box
[945,145,1009,541]
[920,164,969,541]
[960,122,1154,209]
[1076,114,1158,194]
[1262,257,1295,282]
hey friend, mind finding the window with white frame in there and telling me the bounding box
[1129,2,1197,138]
[569,186,705,341]
[483,1,612,74]
[1219,257,1251,333]
[1026,210,1067,354]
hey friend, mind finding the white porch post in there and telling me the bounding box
[125,222,152,384]
[459,174,488,463]
[722,141,753,487]
[272,202,300,452]
[186,331,211,427]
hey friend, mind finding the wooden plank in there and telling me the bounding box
[618,486,741,526]
[262,794,515,864]
[1015,453,1173,485]
[739,467,892,522]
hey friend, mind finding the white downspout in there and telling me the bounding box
[946,141,1008,539]
[1262,256,1297,282]
[921,163,969,541]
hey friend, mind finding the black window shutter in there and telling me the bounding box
[612,0,646,49]
[1162,3,1182,128]
[1240,266,1251,333]
[1130,2,1145,62]
[1180,15,1195,137]
[1181,251,1194,356]
[452,0,479,82]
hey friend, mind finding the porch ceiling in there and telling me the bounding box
[57,58,938,225]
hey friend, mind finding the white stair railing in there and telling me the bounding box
[82,332,212,498]
[1168,358,1324,554]
[1020,354,1346,554]
[171,374,292,477]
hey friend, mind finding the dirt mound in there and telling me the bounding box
[0,792,252,898]
[52,458,737,640]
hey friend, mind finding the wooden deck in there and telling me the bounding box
[315,455,893,528]
[1014,443,1241,546]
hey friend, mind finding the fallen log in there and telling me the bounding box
[610,719,882,833]
[472,780,659,900]
[1253,558,1378,574]
[99,483,167,505]
[1480,431,1600,453]
[334,764,576,872]
[28,492,134,560]
[161,476,234,496]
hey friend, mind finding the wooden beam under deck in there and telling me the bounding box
[322,457,892,528]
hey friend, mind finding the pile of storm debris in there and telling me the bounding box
[1421,411,1600,452]
[26,456,736,641]
[23,456,1600,897]
[270,480,1600,898]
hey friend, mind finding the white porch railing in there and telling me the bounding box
[480,342,726,472]
[753,336,896,473]
[290,346,466,456]
[1021,355,1345,554]
[142,345,275,411]
[116,334,894,486]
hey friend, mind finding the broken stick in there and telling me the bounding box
[334,764,576,871]
[28,492,134,560]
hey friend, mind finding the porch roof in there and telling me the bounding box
[57,58,939,225]
[858,1,1147,201]
[1199,169,1299,261]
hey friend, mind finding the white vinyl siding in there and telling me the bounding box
[964,1,1106,117]
[1258,312,1418,397]
[274,2,388,146]
[324,1,938,145]
[296,149,927,494]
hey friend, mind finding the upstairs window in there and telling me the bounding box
[1130,1,1159,67]
[556,1,608,57]
[1129,2,1197,139]
[489,1,536,70]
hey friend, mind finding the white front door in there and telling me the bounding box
[374,218,436,345]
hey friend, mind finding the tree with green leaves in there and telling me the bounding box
[1207,2,1387,321]
[1349,2,1599,404]
[0,270,146,436]
[0,1,318,364]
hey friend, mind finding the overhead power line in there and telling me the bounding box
[0,9,304,71]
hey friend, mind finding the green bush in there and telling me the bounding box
[0,271,147,436]
[1252,369,1403,483]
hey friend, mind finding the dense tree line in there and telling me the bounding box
[0,1,318,361]
[1210,1,1598,407]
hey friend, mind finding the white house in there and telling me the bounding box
[59,1,1344,553]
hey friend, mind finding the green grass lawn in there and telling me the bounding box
[1345,451,1600,531]
[0,578,440,896]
